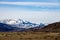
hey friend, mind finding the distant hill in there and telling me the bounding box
[0,23,14,32]
[40,22,60,32]
[25,24,45,32]
[26,22,60,32]
[0,23,27,32]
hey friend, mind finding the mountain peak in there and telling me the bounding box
[0,19,45,29]
[0,19,24,24]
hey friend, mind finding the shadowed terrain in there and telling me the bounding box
[40,22,60,32]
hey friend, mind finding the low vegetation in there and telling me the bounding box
[0,32,60,40]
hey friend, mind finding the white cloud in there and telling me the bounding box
[0,2,60,24]
[0,7,60,24]
[0,2,60,6]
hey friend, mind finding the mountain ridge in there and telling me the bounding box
[0,19,45,29]
[0,19,45,32]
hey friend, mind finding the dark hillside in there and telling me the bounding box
[40,22,60,32]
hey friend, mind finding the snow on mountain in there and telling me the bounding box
[0,19,22,24]
[0,19,40,29]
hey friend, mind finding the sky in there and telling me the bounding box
[0,0,60,24]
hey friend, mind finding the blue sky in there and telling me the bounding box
[0,0,60,24]
[0,0,59,2]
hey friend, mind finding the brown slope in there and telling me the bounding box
[40,22,60,32]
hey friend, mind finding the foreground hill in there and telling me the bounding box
[40,22,60,32]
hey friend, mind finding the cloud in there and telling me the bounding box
[0,2,60,6]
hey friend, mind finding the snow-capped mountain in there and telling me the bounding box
[0,19,46,32]
[0,19,23,24]
[0,19,40,29]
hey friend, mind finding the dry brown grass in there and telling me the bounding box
[0,32,60,40]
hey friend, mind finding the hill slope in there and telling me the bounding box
[27,22,60,32]
[40,22,60,32]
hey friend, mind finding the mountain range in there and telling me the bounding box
[0,19,45,32]
[0,19,60,32]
